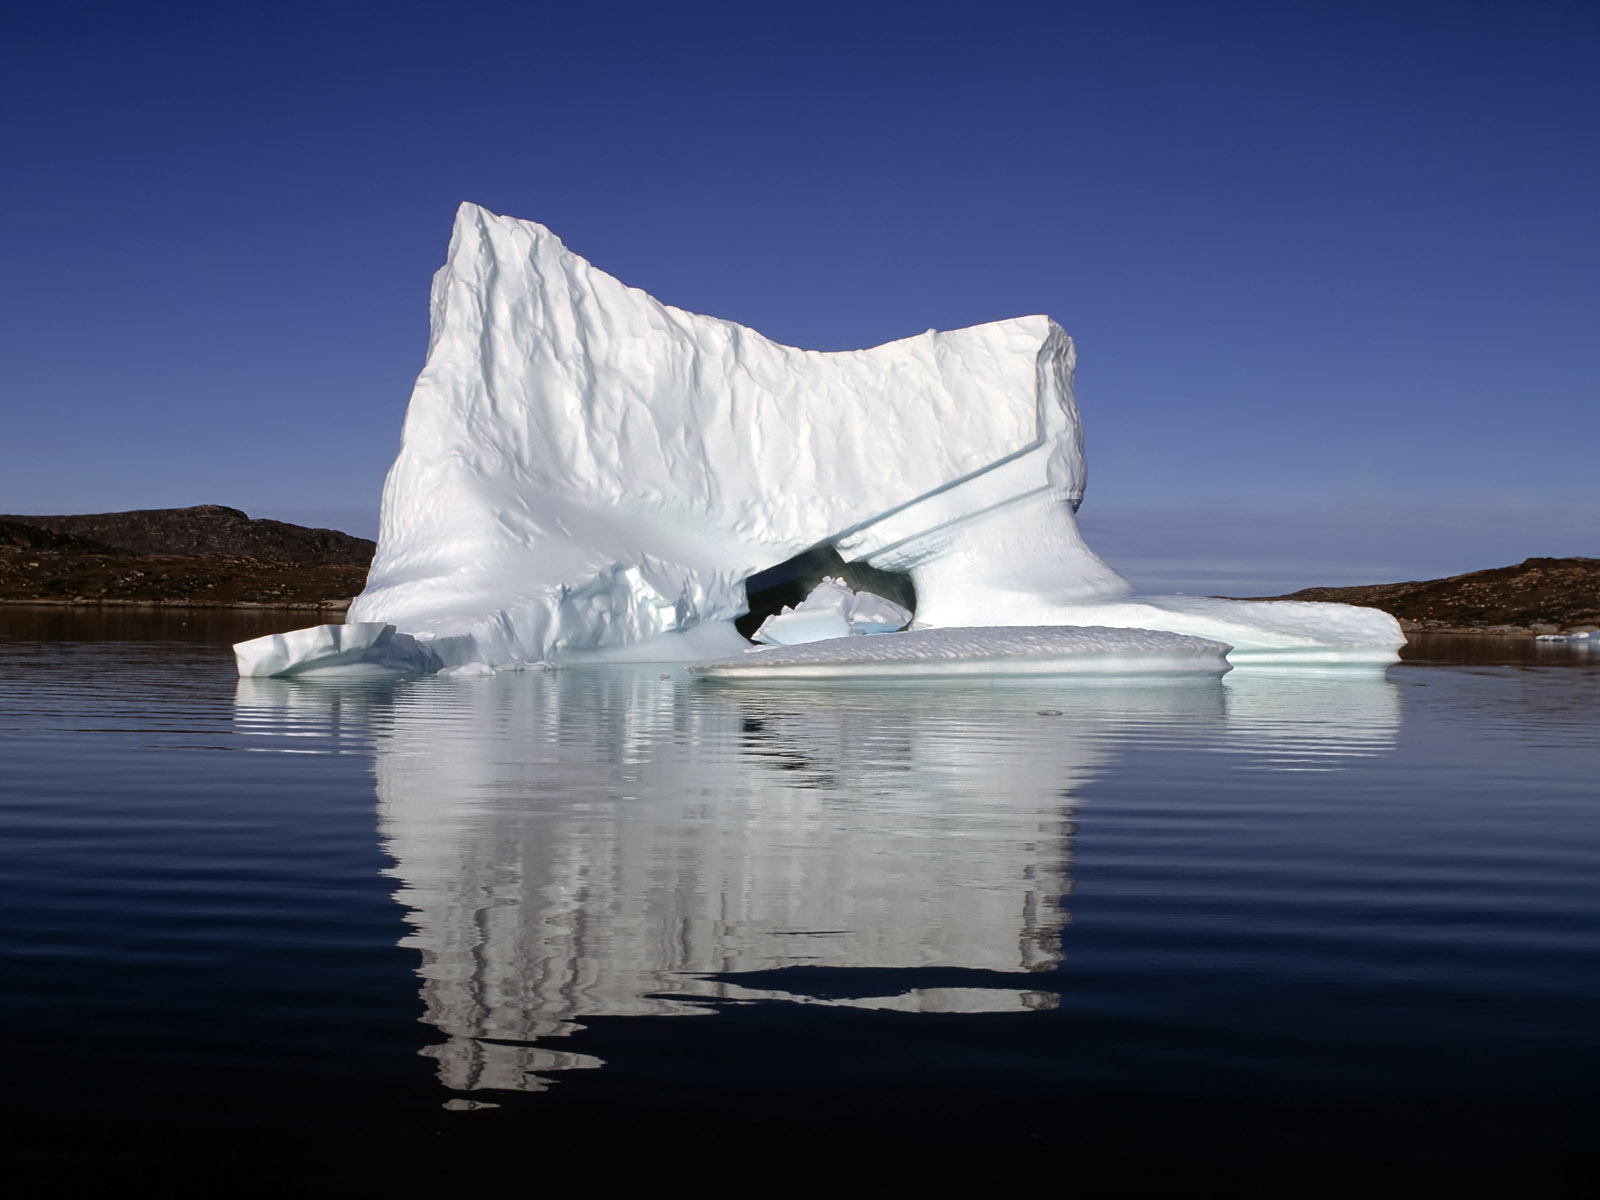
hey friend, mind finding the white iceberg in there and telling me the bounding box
[238,203,1402,676]
[752,576,911,645]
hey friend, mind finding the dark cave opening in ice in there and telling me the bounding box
[736,544,916,641]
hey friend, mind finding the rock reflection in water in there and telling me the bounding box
[234,666,1400,1095]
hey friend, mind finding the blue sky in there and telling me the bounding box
[2,0,1594,593]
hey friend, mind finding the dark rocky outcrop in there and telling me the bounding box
[0,505,373,564]
[1251,557,1600,633]
[0,519,118,555]
[0,507,373,610]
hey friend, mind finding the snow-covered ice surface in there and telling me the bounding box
[949,596,1405,666]
[691,626,1232,680]
[239,203,1403,677]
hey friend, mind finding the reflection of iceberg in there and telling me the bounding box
[232,665,1400,1095]
[1219,668,1401,770]
[235,204,1402,676]
[369,673,1237,1092]
[233,673,403,752]
[369,673,1110,1089]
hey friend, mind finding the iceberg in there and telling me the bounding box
[236,203,1403,676]
[343,202,1120,671]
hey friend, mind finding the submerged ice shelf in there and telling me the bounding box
[235,203,1403,678]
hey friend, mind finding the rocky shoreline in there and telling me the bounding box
[0,507,371,611]
[1246,556,1600,636]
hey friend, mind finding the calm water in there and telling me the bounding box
[1,610,1596,1189]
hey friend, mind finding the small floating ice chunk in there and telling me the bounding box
[1536,630,1598,647]
[693,625,1232,680]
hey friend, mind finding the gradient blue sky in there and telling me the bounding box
[2,0,1595,593]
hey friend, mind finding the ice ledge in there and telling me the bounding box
[689,626,1233,680]
[234,623,443,677]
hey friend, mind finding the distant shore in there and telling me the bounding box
[3,507,1595,634]
[0,597,351,611]
[0,507,370,612]
[1241,556,1600,636]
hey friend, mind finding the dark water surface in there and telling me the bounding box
[1,612,1596,1190]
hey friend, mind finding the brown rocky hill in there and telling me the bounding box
[1254,557,1600,633]
[0,519,119,555]
[0,507,374,609]
[1,505,373,564]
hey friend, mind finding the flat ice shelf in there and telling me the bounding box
[234,622,443,677]
[689,625,1232,680]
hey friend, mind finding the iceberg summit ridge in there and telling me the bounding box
[238,203,1403,676]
